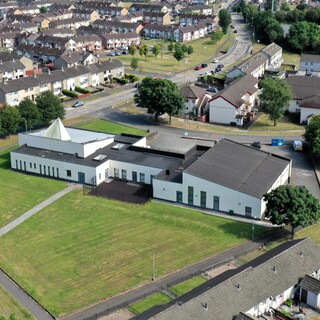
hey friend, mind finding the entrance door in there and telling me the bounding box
[132,171,137,183]
[176,191,182,203]
[78,172,85,184]
[301,289,308,303]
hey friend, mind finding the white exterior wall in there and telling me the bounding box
[184,98,198,113]
[132,137,147,147]
[66,77,75,90]
[182,173,263,218]
[209,97,237,124]
[153,179,182,202]
[300,107,320,124]
[109,160,162,184]
[288,99,301,113]
[300,61,320,73]
[306,291,319,308]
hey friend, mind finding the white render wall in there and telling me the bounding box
[209,97,237,124]
[182,173,263,218]
[153,179,183,202]
[288,99,301,113]
[306,291,319,308]
[300,107,320,124]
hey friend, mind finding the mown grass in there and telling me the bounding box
[128,293,172,315]
[170,275,207,296]
[0,147,66,228]
[76,118,148,136]
[0,285,34,319]
[0,190,268,316]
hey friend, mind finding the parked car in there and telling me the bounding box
[234,29,238,33]
[215,67,221,72]
[106,51,115,56]
[230,24,234,29]
[122,50,128,55]
[201,63,208,68]
[72,100,84,108]
[210,70,216,75]
[114,51,121,56]
[218,64,224,68]
[251,141,261,149]
[207,86,218,93]
[212,58,219,63]
[194,65,203,70]
[292,140,303,151]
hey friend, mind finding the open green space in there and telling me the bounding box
[128,293,172,315]
[104,36,227,74]
[0,147,66,228]
[76,119,148,136]
[0,285,34,319]
[0,190,267,316]
[170,275,207,297]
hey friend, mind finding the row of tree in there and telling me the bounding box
[0,91,65,136]
[305,115,320,160]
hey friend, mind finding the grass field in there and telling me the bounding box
[0,147,66,228]
[170,275,207,297]
[76,119,148,136]
[0,190,267,316]
[0,285,34,319]
[129,293,172,315]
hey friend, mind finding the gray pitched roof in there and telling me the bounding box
[0,60,25,72]
[179,85,206,99]
[184,139,290,199]
[133,238,320,320]
[300,275,320,294]
[301,53,320,64]
[285,76,320,100]
[209,74,258,108]
[300,94,320,109]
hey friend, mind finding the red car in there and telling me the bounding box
[194,65,203,70]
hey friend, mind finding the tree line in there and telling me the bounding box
[0,91,65,137]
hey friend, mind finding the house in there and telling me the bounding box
[71,9,100,22]
[0,58,26,82]
[183,4,213,15]
[131,238,320,320]
[299,274,320,309]
[299,53,320,76]
[285,76,320,124]
[129,3,170,14]
[99,32,141,50]
[48,17,90,30]
[179,85,211,115]
[92,20,144,35]
[143,12,171,25]
[0,52,34,72]
[114,12,144,23]
[10,119,291,219]
[53,51,97,69]
[207,75,259,126]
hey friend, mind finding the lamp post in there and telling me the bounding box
[152,252,159,281]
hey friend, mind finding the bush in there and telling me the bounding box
[285,298,293,307]
[125,74,139,83]
[62,89,78,98]
[75,86,90,94]
[113,77,129,85]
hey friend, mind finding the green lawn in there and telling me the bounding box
[76,119,148,136]
[0,191,267,316]
[0,285,34,319]
[128,293,172,315]
[0,147,66,228]
[170,275,207,297]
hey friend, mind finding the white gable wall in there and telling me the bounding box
[209,97,237,124]
[301,107,320,124]
[153,179,183,202]
[288,99,301,113]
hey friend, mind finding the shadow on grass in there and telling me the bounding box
[0,149,13,170]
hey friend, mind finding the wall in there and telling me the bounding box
[307,291,319,308]
[300,107,320,124]
[153,179,183,202]
[209,97,237,124]
[288,99,301,113]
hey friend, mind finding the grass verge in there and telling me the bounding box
[170,275,207,297]
[0,191,268,316]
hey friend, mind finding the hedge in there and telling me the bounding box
[62,89,78,98]
[125,74,139,83]
[75,86,90,94]
[113,77,129,85]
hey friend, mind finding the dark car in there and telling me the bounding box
[215,67,221,72]
[201,63,208,68]
[251,141,261,149]
[206,86,218,93]
[194,65,203,70]
[234,29,238,33]
[72,100,84,108]
[122,50,128,55]
[218,64,224,68]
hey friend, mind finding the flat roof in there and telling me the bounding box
[184,139,291,199]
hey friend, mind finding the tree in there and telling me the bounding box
[187,45,194,55]
[134,77,184,123]
[139,44,148,61]
[219,9,232,34]
[128,44,136,56]
[168,43,174,52]
[152,45,161,58]
[305,114,320,144]
[36,91,65,124]
[264,185,320,238]
[259,78,292,126]
[173,48,185,64]
[130,57,139,71]
[211,30,224,43]
[17,97,40,130]
[0,105,21,137]
[39,6,48,13]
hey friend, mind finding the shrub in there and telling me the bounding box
[62,89,78,98]
[125,74,139,83]
[285,298,293,307]
[113,77,129,85]
[75,86,90,94]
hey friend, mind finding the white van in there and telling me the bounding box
[293,140,303,151]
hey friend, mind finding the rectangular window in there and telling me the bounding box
[245,206,252,217]
[188,186,194,205]
[30,162,32,168]
[43,165,46,175]
[176,191,183,203]
[34,163,36,169]
[213,196,220,211]
[140,173,145,183]
[39,164,42,174]
[57,168,59,178]
[67,169,71,177]
[20,160,22,170]
[114,168,119,178]
[15,160,18,169]
[122,169,127,180]
[52,167,55,177]
[48,166,50,176]
[200,191,206,208]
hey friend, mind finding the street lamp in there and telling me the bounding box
[152,252,159,281]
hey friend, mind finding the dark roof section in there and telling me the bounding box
[132,238,320,320]
[300,275,320,294]
[179,85,206,99]
[300,94,320,109]
[184,139,290,198]
[301,53,320,64]
[285,76,320,100]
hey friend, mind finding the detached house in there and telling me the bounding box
[207,75,259,126]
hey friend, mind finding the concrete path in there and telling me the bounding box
[0,268,54,320]
[62,229,288,320]
[0,183,80,237]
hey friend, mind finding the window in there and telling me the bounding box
[245,206,252,217]
[213,196,219,211]
[30,162,32,168]
[52,167,55,177]
[176,191,183,203]
[200,191,206,208]
[122,169,127,180]
[296,101,300,105]
[192,99,195,103]
[15,160,18,169]
[140,173,145,183]
[188,186,194,205]
[57,168,59,178]
[39,164,42,174]
[48,166,50,176]
[114,168,119,178]
[33,163,36,169]
[67,169,71,177]
[150,175,155,184]
[44,165,46,175]
[310,62,313,66]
